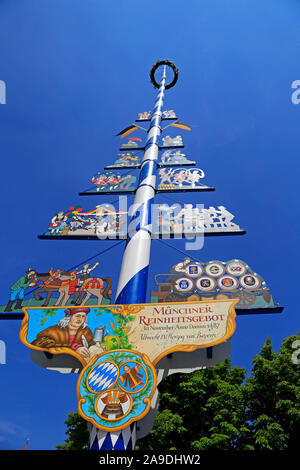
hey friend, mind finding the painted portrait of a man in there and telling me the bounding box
[31,307,94,359]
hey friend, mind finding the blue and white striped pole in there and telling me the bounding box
[115,65,167,304]
[88,62,177,451]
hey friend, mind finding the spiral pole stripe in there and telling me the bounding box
[115,65,167,304]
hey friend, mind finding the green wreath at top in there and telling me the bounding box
[150,59,179,89]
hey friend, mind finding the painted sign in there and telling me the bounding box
[20,300,237,367]
[136,110,177,121]
[162,110,177,119]
[120,137,144,150]
[77,349,157,431]
[150,258,281,313]
[158,150,196,167]
[40,205,127,239]
[20,299,237,433]
[80,171,136,195]
[137,111,151,120]
[160,135,183,148]
[105,153,141,169]
[0,264,112,313]
[157,167,213,192]
[152,204,244,237]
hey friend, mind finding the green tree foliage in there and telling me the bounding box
[137,358,251,451]
[244,335,300,450]
[57,334,300,450]
[57,412,89,450]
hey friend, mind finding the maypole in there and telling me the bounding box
[6,59,283,454]
[88,60,178,451]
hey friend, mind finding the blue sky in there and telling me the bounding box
[0,0,300,449]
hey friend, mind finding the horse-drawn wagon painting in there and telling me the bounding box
[1,263,112,313]
[150,258,282,314]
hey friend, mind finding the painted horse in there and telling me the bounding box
[33,269,112,307]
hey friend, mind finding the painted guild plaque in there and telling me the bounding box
[39,205,127,239]
[120,137,144,150]
[160,135,183,148]
[158,150,196,167]
[137,111,151,120]
[157,167,214,192]
[105,153,141,169]
[20,300,238,367]
[162,110,177,119]
[152,204,244,237]
[80,171,137,195]
[136,110,177,121]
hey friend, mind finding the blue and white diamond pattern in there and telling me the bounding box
[88,422,136,450]
[87,362,118,393]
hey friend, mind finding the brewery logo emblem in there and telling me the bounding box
[196,277,216,292]
[185,263,203,278]
[174,277,194,292]
[218,276,239,291]
[205,262,225,278]
[226,261,247,277]
[240,274,261,290]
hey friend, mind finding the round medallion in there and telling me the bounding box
[87,361,119,393]
[226,261,247,277]
[95,389,132,421]
[205,262,225,277]
[185,263,203,278]
[240,274,261,290]
[174,277,194,292]
[218,276,238,291]
[196,276,216,292]
[118,361,148,394]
